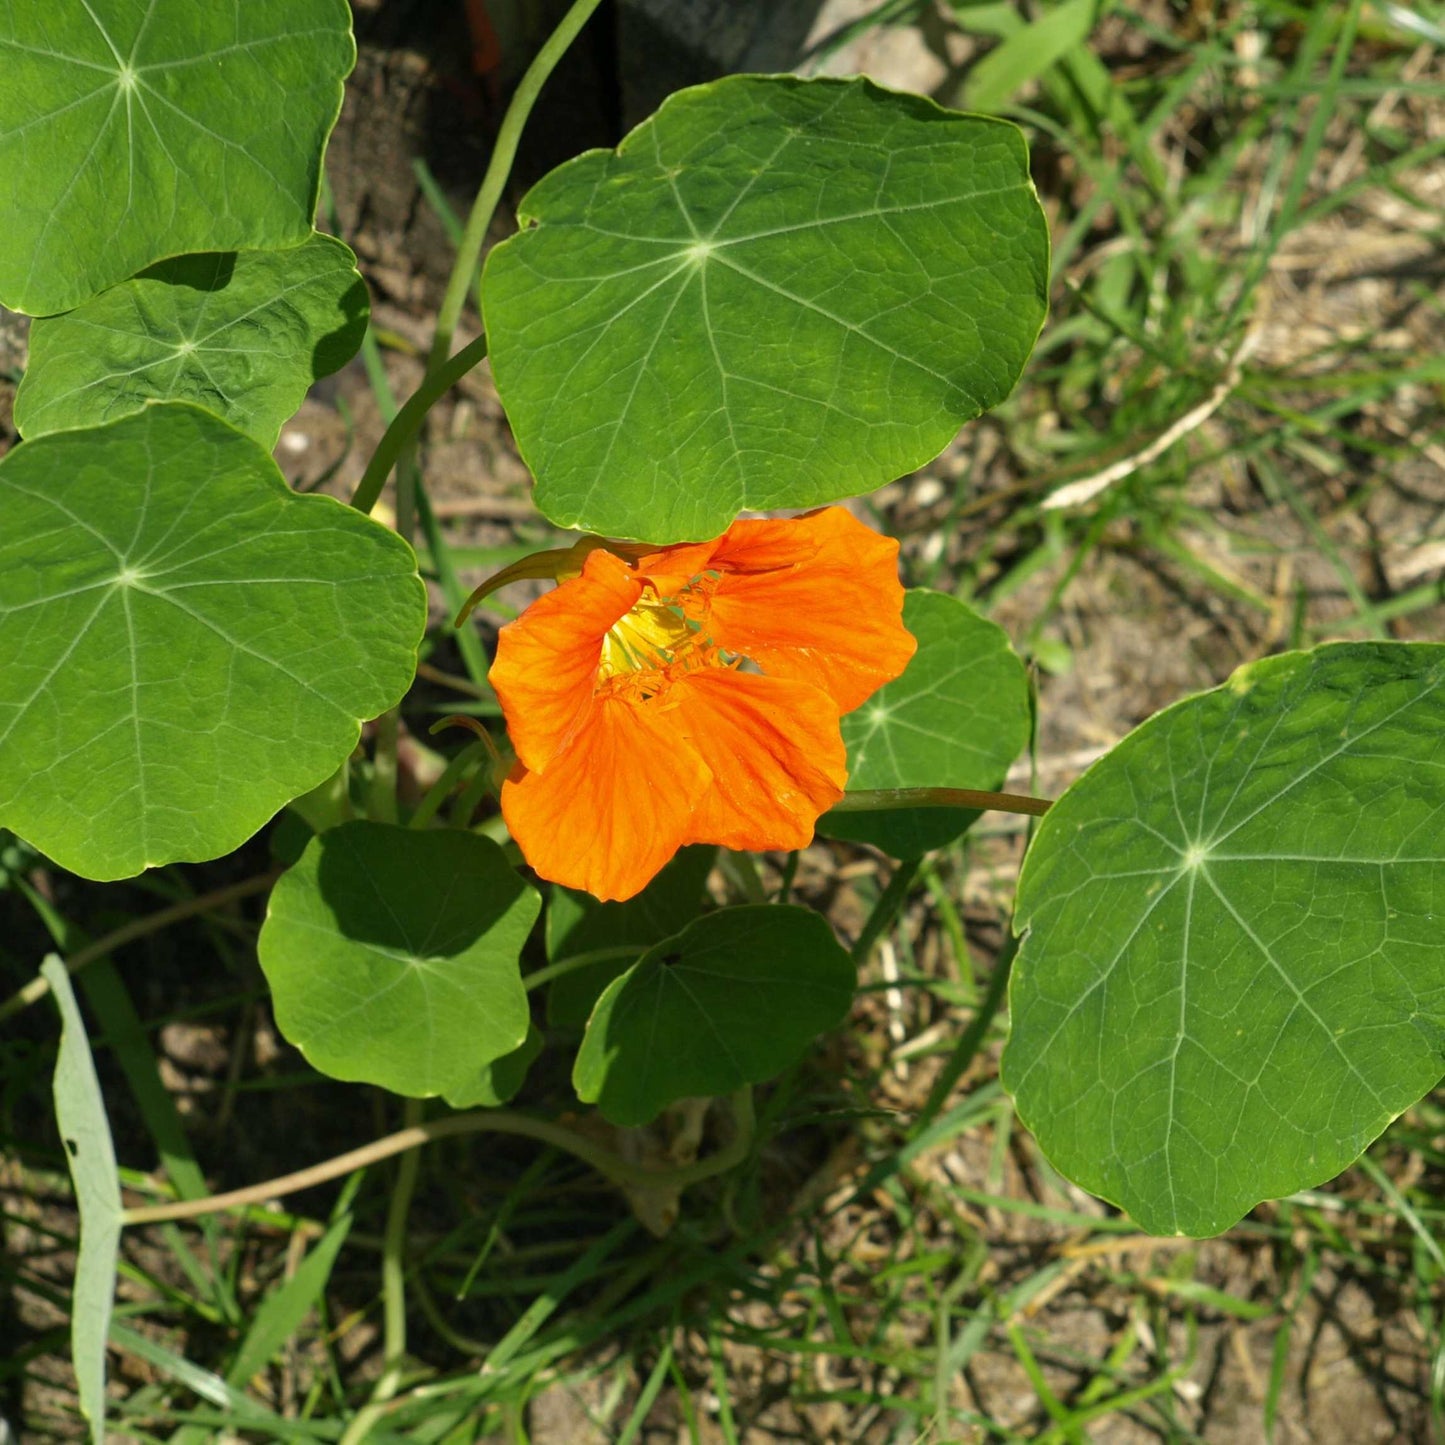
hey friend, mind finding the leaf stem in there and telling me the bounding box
[851,859,921,967]
[407,739,491,831]
[367,709,400,824]
[521,945,642,992]
[348,332,490,515]
[120,1096,754,1228]
[912,925,1018,1136]
[832,786,1053,818]
[427,0,607,372]
[340,1096,424,1445]
[0,872,279,1023]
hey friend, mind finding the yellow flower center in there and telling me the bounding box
[597,595,696,681]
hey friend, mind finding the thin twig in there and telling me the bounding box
[1,871,280,1023]
[121,1098,754,1227]
[1041,332,1258,511]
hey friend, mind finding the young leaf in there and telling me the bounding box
[259,822,539,1099]
[15,234,369,445]
[821,589,1031,856]
[573,905,855,1126]
[545,845,717,1026]
[0,403,425,880]
[0,1,354,315]
[42,955,121,1445]
[483,74,1049,541]
[1003,643,1445,1237]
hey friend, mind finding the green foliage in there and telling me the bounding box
[0,404,425,880]
[8,2,1445,1437]
[444,1022,544,1108]
[545,846,717,1026]
[483,74,1049,541]
[823,589,1032,856]
[957,0,1100,111]
[43,956,121,1445]
[574,906,856,1125]
[224,1212,352,1391]
[1005,643,1445,1236]
[0,0,354,315]
[259,822,539,1097]
[16,234,368,445]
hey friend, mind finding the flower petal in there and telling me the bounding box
[489,549,642,773]
[501,694,710,901]
[631,538,720,601]
[672,669,846,852]
[702,507,916,713]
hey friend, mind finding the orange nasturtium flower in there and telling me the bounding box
[485,507,916,901]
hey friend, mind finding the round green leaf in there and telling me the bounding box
[259,822,539,1098]
[1002,643,1445,1237]
[573,905,856,1126]
[483,75,1049,541]
[0,403,425,880]
[0,1,354,315]
[822,589,1031,856]
[15,234,368,445]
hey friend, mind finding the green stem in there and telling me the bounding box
[912,926,1018,1136]
[378,1100,424,1397]
[832,786,1052,818]
[121,1094,755,1229]
[428,0,607,372]
[851,859,921,967]
[408,740,490,831]
[921,860,975,1004]
[368,709,400,824]
[521,945,642,992]
[724,849,768,904]
[349,332,490,515]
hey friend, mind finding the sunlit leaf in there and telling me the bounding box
[0,0,354,314]
[259,822,539,1098]
[445,1023,544,1109]
[0,403,425,879]
[16,234,368,445]
[484,74,1048,541]
[1003,643,1445,1237]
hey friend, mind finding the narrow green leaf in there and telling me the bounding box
[16,234,369,445]
[0,403,426,880]
[43,955,121,1445]
[574,905,855,1126]
[962,0,1099,112]
[226,1212,352,1391]
[1003,642,1445,1237]
[259,822,539,1098]
[822,589,1031,856]
[0,1,354,314]
[545,846,716,1026]
[483,74,1049,541]
[108,1322,314,1436]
